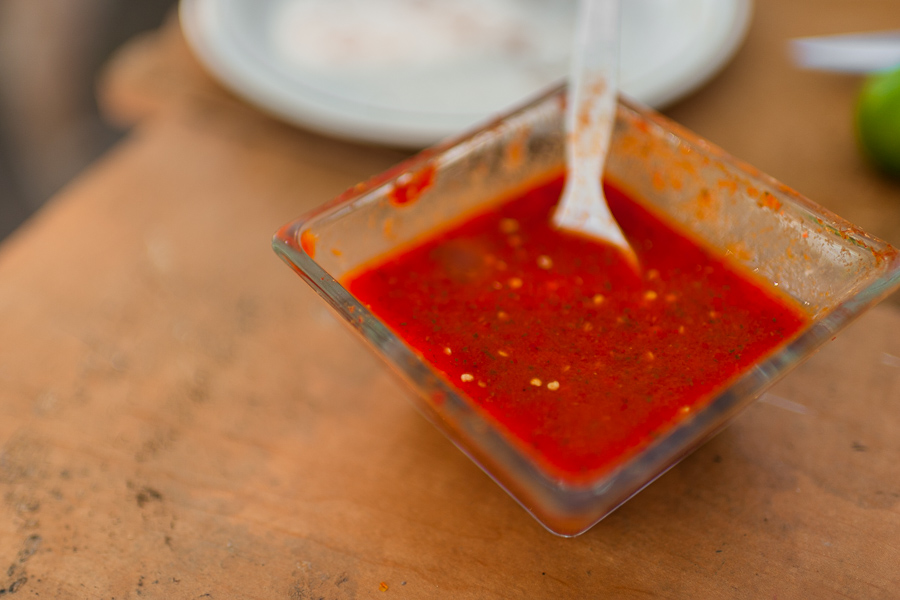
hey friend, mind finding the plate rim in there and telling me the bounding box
[180,0,753,147]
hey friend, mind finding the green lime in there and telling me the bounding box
[856,65,900,177]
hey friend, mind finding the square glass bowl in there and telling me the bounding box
[273,88,900,536]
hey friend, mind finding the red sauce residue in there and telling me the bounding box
[505,127,530,169]
[389,164,436,207]
[346,177,809,480]
[300,229,318,258]
[758,191,782,212]
[718,179,739,194]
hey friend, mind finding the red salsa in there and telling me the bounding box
[345,177,809,479]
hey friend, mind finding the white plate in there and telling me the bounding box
[180,0,752,147]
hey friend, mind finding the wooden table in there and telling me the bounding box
[1,2,899,598]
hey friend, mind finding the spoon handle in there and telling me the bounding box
[553,0,634,266]
[566,0,619,181]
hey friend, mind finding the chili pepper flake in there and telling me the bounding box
[499,218,519,234]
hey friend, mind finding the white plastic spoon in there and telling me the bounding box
[552,0,636,265]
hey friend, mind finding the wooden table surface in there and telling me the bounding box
[2,2,900,598]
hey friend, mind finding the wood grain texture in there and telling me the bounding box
[0,4,898,598]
